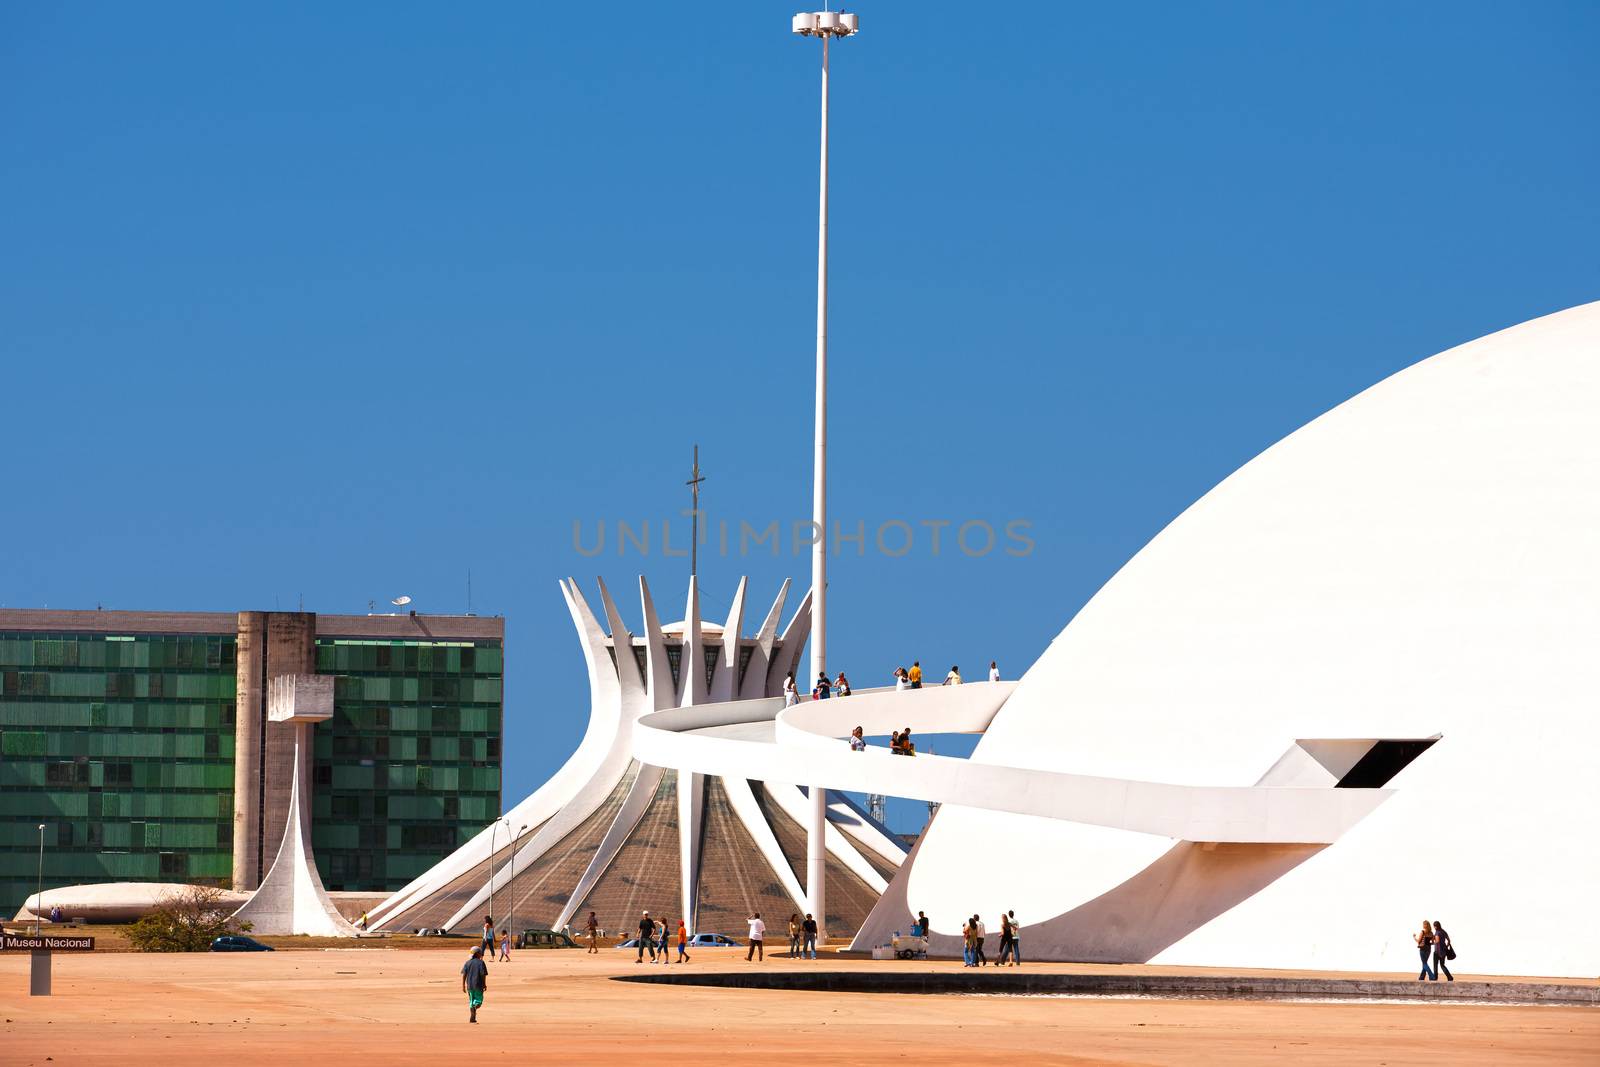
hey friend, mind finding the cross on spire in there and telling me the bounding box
[686,444,706,578]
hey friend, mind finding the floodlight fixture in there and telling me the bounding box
[792,11,859,36]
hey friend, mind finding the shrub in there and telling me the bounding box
[127,885,254,952]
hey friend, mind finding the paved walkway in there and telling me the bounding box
[3,947,1595,1065]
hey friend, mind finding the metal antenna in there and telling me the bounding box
[686,444,706,579]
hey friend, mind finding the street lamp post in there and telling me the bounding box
[487,819,500,939]
[506,822,525,946]
[792,8,859,944]
[35,824,46,935]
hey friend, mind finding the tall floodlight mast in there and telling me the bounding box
[792,7,859,942]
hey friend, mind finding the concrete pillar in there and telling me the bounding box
[232,612,265,890]
[806,786,827,941]
[231,612,317,891]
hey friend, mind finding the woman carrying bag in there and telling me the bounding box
[1432,921,1455,981]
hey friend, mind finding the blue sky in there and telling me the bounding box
[3,3,1596,832]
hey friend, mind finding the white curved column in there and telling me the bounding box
[677,577,708,707]
[638,577,675,710]
[765,588,813,693]
[677,769,703,928]
[552,764,666,932]
[720,775,807,916]
[764,782,888,893]
[739,580,789,700]
[709,577,747,702]
[427,578,649,933]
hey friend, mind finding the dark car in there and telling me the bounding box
[210,935,275,952]
[517,928,579,950]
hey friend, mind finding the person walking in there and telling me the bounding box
[461,945,489,1024]
[746,912,766,961]
[676,919,690,963]
[894,667,909,692]
[974,914,987,966]
[803,913,819,960]
[783,672,799,707]
[637,911,656,963]
[1414,919,1437,980]
[1432,921,1455,981]
[586,911,600,953]
[908,662,922,689]
[1006,910,1022,966]
[962,917,976,967]
[943,665,962,686]
[657,918,671,964]
[988,661,1000,682]
[996,912,1013,965]
[498,928,511,962]
[788,913,802,958]
[481,916,496,961]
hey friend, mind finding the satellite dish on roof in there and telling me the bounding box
[392,595,412,606]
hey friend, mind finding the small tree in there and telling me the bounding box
[127,885,254,952]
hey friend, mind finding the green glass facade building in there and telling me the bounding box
[311,636,503,890]
[0,609,503,914]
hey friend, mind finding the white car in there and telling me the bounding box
[615,932,741,948]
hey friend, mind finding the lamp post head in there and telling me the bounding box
[792,11,859,37]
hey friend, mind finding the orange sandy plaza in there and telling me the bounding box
[2,946,1596,1066]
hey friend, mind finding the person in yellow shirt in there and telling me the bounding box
[908,661,922,689]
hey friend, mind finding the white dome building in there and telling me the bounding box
[878,301,1600,977]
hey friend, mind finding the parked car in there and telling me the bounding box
[210,935,274,952]
[517,928,579,949]
[687,933,740,947]
[616,932,740,948]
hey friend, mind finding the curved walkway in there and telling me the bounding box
[631,682,1392,845]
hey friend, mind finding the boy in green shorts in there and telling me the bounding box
[461,945,489,1023]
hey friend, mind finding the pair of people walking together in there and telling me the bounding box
[1415,919,1455,981]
